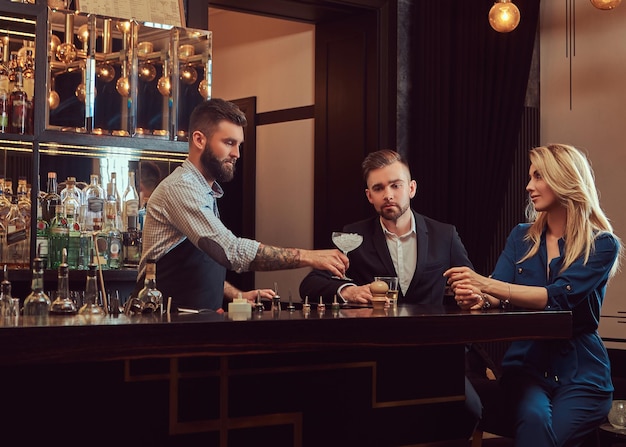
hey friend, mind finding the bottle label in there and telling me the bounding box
[36,238,49,256]
[0,111,7,131]
[88,197,104,213]
[110,240,121,259]
[7,228,27,245]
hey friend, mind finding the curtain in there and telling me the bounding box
[405,0,541,274]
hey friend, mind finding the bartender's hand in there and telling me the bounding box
[340,284,373,304]
[301,249,349,278]
[240,288,275,304]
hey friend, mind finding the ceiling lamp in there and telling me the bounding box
[489,0,521,33]
[590,0,622,9]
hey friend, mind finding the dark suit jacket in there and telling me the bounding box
[299,210,473,304]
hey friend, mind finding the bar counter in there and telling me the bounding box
[0,305,572,447]
[0,304,571,366]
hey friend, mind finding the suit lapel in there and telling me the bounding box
[407,211,428,294]
[371,218,397,274]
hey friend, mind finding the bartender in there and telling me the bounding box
[134,98,348,311]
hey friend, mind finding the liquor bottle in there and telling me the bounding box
[21,48,34,93]
[0,178,10,223]
[122,227,141,268]
[16,176,30,227]
[78,263,104,316]
[83,173,104,231]
[23,258,51,317]
[93,217,108,270]
[105,172,121,229]
[7,53,18,88]
[48,204,68,269]
[0,37,8,93]
[35,199,49,268]
[104,207,122,269]
[4,196,29,269]
[4,178,12,200]
[0,83,8,134]
[136,259,162,313]
[122,171,139,232]
[60,176,82,208]
[66,208,81,269]
[42,171,61,224]
[50,248,77,314]
[0,265,13,317]
[9,65,28,135]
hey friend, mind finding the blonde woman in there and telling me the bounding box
[445,144,621,446]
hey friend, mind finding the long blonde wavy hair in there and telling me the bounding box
[520,144,621,277]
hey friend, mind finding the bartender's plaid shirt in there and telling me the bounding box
[137,159,260,280]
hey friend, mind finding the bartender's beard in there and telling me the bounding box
[201,142,236,183]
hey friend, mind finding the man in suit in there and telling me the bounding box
[300,149,472,305]
[300,149,481,440]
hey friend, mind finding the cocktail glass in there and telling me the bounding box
[331,231,363,280]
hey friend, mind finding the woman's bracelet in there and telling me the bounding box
[481,294,491,309]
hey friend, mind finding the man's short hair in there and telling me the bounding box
[189,98,247,139]
[361,149,410,184]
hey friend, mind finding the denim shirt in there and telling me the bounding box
[492,223,620,390]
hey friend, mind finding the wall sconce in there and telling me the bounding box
[489,0,521,33]
[590,0,622,9]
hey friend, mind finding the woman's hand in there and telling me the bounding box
[444,266,490,310]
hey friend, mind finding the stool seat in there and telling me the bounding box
[599,422,626,447]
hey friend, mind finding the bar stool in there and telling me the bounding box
[598,423,626,447]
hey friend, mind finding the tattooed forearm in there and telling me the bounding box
[223,281,241,301]
[249,244,301,271]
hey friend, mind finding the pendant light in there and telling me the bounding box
[590,0,622,9]
[489,0,521,33]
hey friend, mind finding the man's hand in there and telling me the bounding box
[340,284,373,304]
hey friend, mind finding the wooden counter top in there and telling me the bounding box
[0,304,572,366]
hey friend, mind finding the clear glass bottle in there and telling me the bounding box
[23,258,51,317]
[66,208,81,269]
[105,208,122,270]
[78,263,104,315]
[16,176,30,227]
[136,259,162,313]
[35,199,49,267]
[0,265,13,316]
[50,248,77,314]
[93,217,108,270]
[0,83,8,134]
[9,65,28,134]
[48,204,68,270]
[0,178,10,223]
[106,172,121,230]
[61,176,81,221]
[122,171,139,232]
[42,171,61,224]
[84,173,104,231]
[4,196,29,269]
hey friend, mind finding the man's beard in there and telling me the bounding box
[201,143,236,183]
[379,202,409,222]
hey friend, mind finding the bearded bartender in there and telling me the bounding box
[134,98,348,311]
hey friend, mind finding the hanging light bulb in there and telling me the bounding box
[116,76,130,97]
[489,0,521,33]
[180,65,198,85]
[590,0,622,9]
[138,61,157,82]
[157,61,171,96]
[48,76,60,110]
[76,23,89,52]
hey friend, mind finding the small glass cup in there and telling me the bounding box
[374,276,399,307]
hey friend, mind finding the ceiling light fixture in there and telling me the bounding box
[489,0,521,33]
[590,0,622,9]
